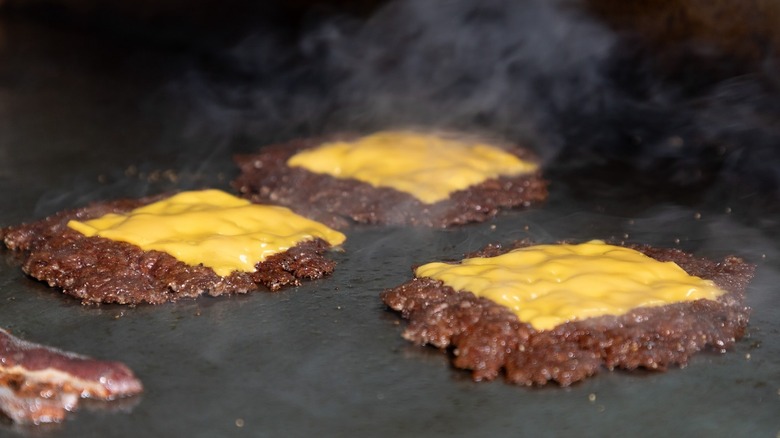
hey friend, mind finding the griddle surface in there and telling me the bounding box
[0,16,778,437]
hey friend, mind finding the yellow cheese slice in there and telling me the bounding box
[286,131,538,204]
[415,240,725,330]
[67,189,346,277]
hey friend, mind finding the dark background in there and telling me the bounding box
[2,0,778,210]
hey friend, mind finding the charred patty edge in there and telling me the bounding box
[2,194,339,305]
[232,135,548,229]
[381,240,754,386]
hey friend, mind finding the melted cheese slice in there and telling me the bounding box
[67,189,346,277]
[414,240,725,331]
[286,131,538,204]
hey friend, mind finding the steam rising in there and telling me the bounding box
[299,0,613,148]
[181,0,780,208]
[182,0,616,154]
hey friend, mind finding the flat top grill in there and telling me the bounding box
[0,11,778,437]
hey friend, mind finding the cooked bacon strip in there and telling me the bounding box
[0,328,142,424]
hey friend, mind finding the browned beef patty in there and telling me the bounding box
[232,136,548,229]
[381,241,754,386]
[1,196,338,305]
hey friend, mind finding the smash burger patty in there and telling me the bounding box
[232,132,548,229]
[381,241,754,386]
[1,191,344,305]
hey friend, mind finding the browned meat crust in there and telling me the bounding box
[1,195,338,305]
[381,241,754,386]
[232,136,548,229]
[0,328,142,424]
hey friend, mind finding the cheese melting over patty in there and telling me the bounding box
[67,189,346,277]
[414,240,726,331]
[286,131,539,204]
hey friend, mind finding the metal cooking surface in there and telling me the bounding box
[0,14,779,437]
